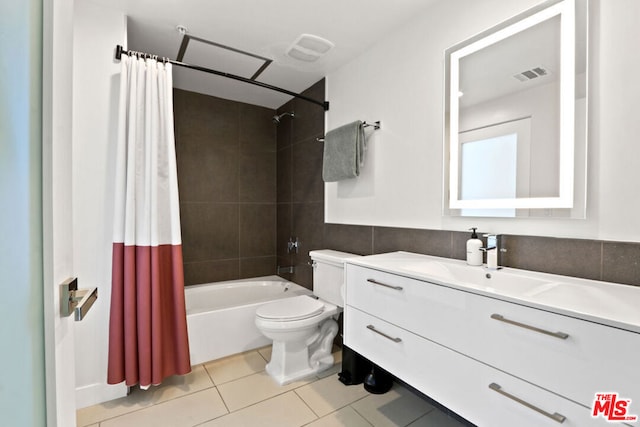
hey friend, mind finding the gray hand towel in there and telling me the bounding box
[322,120,364,182]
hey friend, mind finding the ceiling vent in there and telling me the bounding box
[513,66,551,82]
[286,34,334,62]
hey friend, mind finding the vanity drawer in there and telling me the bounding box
[345,264,462,331]
[465,296,640,408]
[345,264,640,407]
[344,307,607,427]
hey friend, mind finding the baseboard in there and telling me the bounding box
[76,382,128,409]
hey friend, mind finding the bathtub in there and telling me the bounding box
[185,275,312,366]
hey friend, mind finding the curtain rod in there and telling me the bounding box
[114,45,329,111]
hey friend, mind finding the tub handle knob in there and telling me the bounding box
[287,237,299,254]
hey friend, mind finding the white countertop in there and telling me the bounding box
[347,251,640,334]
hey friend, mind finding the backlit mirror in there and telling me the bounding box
[444,0,587,218]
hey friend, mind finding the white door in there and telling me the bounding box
[42,0,78,425]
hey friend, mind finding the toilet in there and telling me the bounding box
[255,249,360,385]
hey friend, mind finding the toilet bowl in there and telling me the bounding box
[255,250,360,385]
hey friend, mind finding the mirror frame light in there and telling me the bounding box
[447,0,576,210]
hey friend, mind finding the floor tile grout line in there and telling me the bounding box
[202,348,269,385]
[201,390,316,426]
[79,350,326,425]
[409,409,440,426]
[213,384,231,416]
[257,349,270,363]
[80,402,157,426]
[402,407,438,427]
[100,385,227,427]
[85,376,461,427]
[204,355,332,415]
[206,366,267,387]
[81,347,463,427]
[79,365,218,425]
[294,375,374,422]
[298,403,376,427]
[188,387,230,427]
[347,402,376,427]
[219,373,320,413]
[82,382,220,426]
[293,388,322,419]
[201,362,217,386]
[348,401,377,427]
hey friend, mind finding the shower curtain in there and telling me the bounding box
[107,54,191,387]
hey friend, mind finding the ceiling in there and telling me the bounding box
[90,0,439,109]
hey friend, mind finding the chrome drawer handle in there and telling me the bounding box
[367,278,403,291]
[366,324,402,343]
[490,314,569,340]
[489,383,566,424]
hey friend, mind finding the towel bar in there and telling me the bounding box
[316,120,381,142]
[362,120,381,130]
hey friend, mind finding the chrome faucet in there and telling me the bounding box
[480,234,501,270]
[287,237,299,254]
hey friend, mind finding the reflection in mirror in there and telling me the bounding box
[443,0,587,218]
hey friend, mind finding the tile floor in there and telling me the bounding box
[77,347,469,427]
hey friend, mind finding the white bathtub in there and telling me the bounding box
[185,275,312,366]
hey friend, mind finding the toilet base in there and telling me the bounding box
[265,318,339,385]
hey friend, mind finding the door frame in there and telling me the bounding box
[42,0,78,425]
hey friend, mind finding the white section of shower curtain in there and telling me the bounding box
[112,55,181,247]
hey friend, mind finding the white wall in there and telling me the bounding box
[326,0,640,242]
[595,0,640,241]
[72,0,128,407]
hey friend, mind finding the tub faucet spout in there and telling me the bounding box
[277,265,295,274]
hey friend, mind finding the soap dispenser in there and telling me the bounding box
[466,227,483,266]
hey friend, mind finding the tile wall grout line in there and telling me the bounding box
[289,120,294,207]
[235,103,242,281]
[371,227,375,254]
[450,231,454,259]
[600,241,604,281]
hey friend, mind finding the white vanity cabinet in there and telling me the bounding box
[344,255,640,427]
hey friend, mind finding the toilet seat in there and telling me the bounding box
[256,295,324,321]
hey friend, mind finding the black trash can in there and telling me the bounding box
[338,346,393,394]
[338,345,370,385]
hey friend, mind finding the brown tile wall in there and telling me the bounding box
[275,80,326,289]
[274,80,640,288]
[309,222,640,288]
[175,89,277,285]
[176,82,640,289]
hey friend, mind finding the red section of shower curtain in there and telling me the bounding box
[107,243,191,386]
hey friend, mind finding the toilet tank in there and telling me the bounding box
[309,250,361,306]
